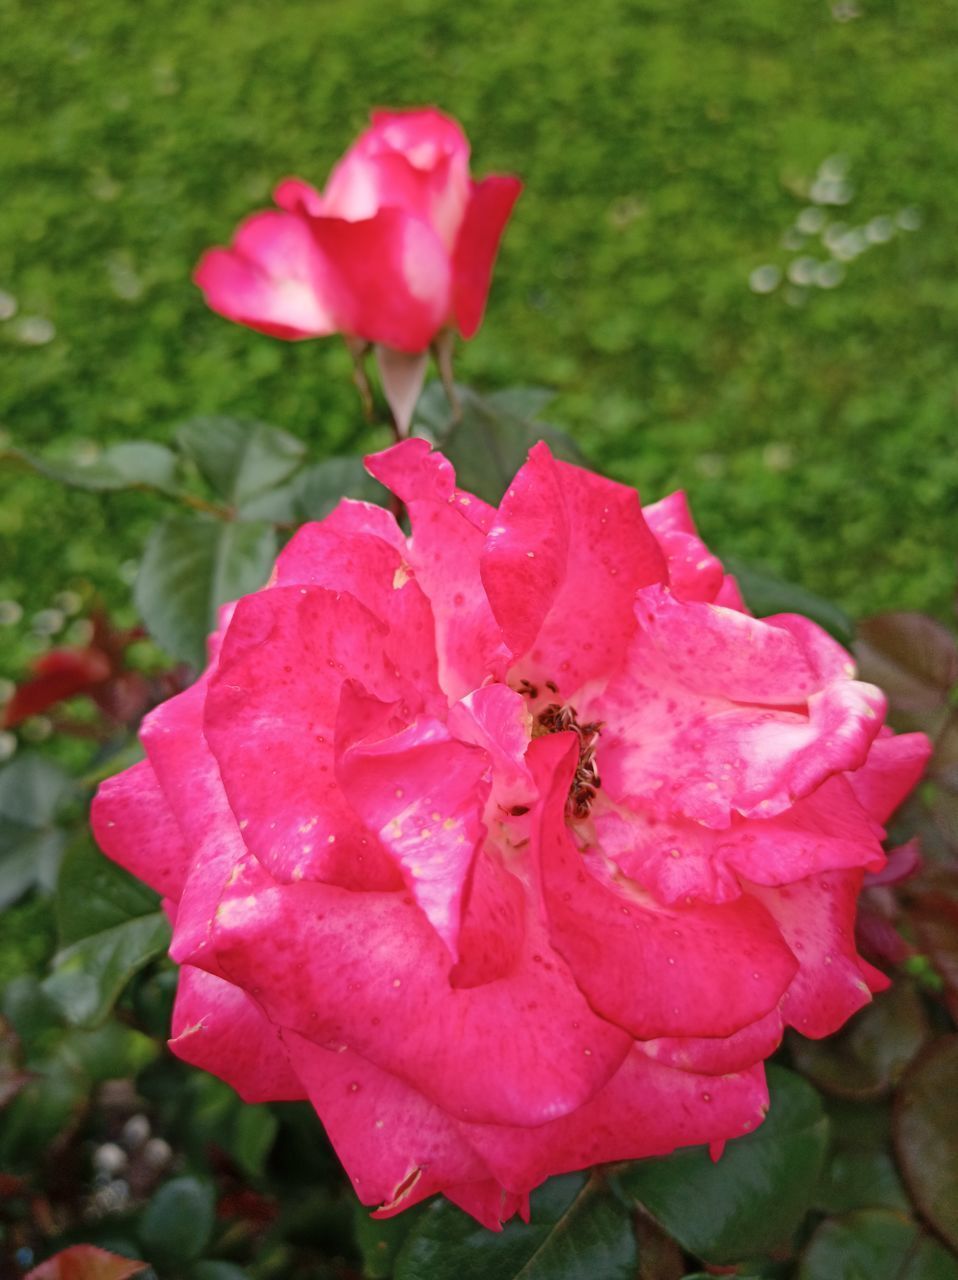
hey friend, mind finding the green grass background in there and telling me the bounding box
[2,0,957,651]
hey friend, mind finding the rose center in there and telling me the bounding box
[530,696,603,822]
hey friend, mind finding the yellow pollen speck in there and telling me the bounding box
[239,819,249,831]
[420,828,430,839]
[392,564,412,589]
[395,788,404,798]
[669,848,681,858]
[431,811,441,822]
[443,818,456,830]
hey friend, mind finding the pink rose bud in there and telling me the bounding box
[194,109,521,429]
[92,443,930,1230]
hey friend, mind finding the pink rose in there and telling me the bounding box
[194,108,521,355]
[93,442,929,1230]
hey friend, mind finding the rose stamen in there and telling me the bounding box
[533,700,603,821]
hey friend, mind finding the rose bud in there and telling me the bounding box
[92,443,930,1230]
[194,108,521,432]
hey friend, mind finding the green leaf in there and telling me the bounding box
[42,839,169,1027]
[62,1018,159,1083]
[354,1202,422,1279]
[483,387,556,419]
[893,1035,958,1252]
[55,836,159,948]
[618,1065,829,1264]
[135,515,277,667]
[4,440,180,494]
[414,383,585,507]
[0,754,73,908]
[394,1172,637,1280]
[231,1102,279,1178]
[139,1176,216,1267]
[790,980,930,1101]
[816,1101,908,1215]
[185,1074,277,1178]
[294,455,389,521]
[724,557,855,644]
[176,417,305,507]
[799,1210,958,1280]
[190,1264,251,1280]
[0,1015,28,1108]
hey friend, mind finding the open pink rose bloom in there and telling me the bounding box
[194,108,521,353]
[93,440,930,1229]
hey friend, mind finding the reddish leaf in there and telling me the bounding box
[3,648,112,727]
[931,710,958,791]
[0,1015,30,1108]
[25,1245,148,1280]
[864,839,923,889]
[909,882,958,1022]
[855,612,958,733]
[894,1035,958,1252]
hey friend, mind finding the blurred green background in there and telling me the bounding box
[2,0,957,648]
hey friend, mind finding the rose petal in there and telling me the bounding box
[462,1050,769,1194]
[366,441,509,698]
[449,841,527,988]
[194,210,338,339]
[169,965,303,1102]
[92,759,190,900]
[848,730,933,823]
[284,1031,491,1217]
[210,853,630,1127]
[480,442,570,658]
[643,491,727,603]
[138,676,248,969]
[311,210,451,352]
[598,585,886,825]
[638,1007,785,1076]
[453,174,523,338]
[325,108,471,251]
[273,175,325,216]
[204,587,408,889]
[443,1181,530,1231]
[748,870,889,1038]
[448,683,534,797]
[336,681,491,958]
[482,444,667,689]
[721,775,885,885]
[271,520,444,715]
[533,735,798,1041]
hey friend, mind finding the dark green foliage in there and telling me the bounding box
[618,1066,829,1264]
[395,1174,637,1280]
